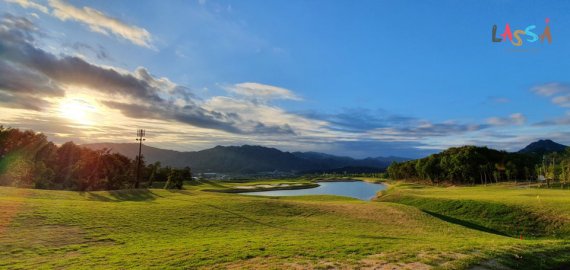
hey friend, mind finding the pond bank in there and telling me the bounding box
[204,182,319,193]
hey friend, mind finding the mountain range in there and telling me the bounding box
[83,143,409,173]
[84,139,568,174]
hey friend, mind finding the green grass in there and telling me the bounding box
[1,181,570,269]
[195,178,318,193]
[378,182,570,237]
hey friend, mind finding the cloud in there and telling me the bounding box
[552,95,570,108]
[253,123,296,135]
[47,0,153,48]
[304,108,488,140]
[532,83,570,97]
[2,12,543,158]
[531,82,570,124]
[5,47,164,103]
[5,0,48,13]
[0,14,301,136]
[487,113,526,126]
[69,42,112,60]
[532,82,570,107]
[0,13,38,42]
[99,97,299,139]
[226,82,302,101]
[204,96,322,135]
[366,122,487,142]
[0,54,63,96]
[534,110,570,126]
[531,83,570,125]
[0,91,52,111]
[396,121,486,136]
[303,108,419,132]
[323,140,437,159]
[535,118,570,126]
[5,0,153,47]
[0,14,63,110]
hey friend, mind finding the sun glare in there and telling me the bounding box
[59,98,96,125]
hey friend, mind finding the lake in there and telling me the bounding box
[242,181,386,200]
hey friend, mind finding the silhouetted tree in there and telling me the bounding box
[0,127,193,191]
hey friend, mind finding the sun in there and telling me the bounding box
[59,98,96,125]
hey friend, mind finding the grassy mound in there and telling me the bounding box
[381,195,561,238]
[378,183,570,238]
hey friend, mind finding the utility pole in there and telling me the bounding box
[135,129,146,189]
[543,155,549,188]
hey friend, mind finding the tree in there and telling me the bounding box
[0,127,146,191]
[506,161,517,183]
[181,166,193,182]
[386,145,549,187]
[164,169,183,190]
[560,160,569,189]
[147,161,161,188]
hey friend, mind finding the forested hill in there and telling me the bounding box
[84,143,408,173]
[387,140,569,185]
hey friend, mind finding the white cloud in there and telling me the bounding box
[552,95,570,108]
[532,83,570,97]
[531,83,570,125]
[48,0,153,48]
[532,82,570,109]
[6,0,153,47]
[226,82,302,101]
[5,0,48,13]
[487,113,526,126]
[204,96,326,135]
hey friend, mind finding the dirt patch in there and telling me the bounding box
[361,254,432,270]
[219,255,433,270]
[300,201,421,227]
[0,189,30,235]
[0,223,92,248]
[469,259,510,270]
[361,262,432,270]
[1,207,114,250]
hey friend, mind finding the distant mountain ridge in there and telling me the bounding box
[518,139,568,155]
[83,143,408,173]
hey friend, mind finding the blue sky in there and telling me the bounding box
[1,0,570,158]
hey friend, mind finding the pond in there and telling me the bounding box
[241,181,386,200]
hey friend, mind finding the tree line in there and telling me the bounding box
[0,127,192,191]
[538,151,570,188]
[387,145,570,186]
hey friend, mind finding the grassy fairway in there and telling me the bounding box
[1,182,570,269]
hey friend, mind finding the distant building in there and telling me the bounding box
[198,173,228,180]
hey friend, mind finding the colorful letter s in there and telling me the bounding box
[525,25,538,42]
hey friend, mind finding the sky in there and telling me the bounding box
[1,0,570,158]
